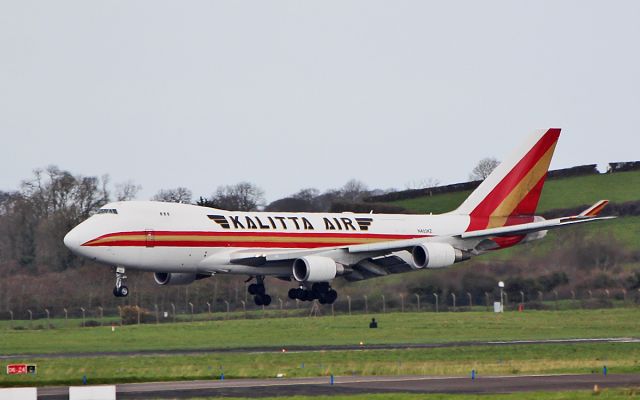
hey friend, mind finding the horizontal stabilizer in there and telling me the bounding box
[578,200,609,217]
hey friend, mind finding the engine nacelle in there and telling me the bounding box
[411,242,460,269]
[154,272,197,286]
[292,256,343,282]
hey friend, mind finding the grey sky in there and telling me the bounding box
[1,1,638,202]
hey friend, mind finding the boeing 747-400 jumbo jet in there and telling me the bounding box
[64,129,613,305]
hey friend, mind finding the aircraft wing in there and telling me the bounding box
[223,200,614,274]
[460,200,614,239]
[460,215,614,239]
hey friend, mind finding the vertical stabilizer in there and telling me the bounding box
[452,128,561,231]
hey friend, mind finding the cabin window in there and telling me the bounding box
[97,209,118,214]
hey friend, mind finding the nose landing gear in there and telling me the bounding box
[113,267,129,297]
[247,276,271,306]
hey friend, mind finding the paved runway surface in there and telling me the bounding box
[36,374,640,399]
[3,337,638,360]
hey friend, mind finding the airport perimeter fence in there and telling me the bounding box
[1,287,639,329]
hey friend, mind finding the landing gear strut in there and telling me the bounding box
[247,276,271,306]
[113,266,129,297]
[288,282,337,304]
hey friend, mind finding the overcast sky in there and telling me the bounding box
[1,1,638,202]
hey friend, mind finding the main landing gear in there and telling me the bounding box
[113,266,129,297]
[288,282,337,304]
[247,276,271,306]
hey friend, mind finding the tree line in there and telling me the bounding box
[0,165,404,276]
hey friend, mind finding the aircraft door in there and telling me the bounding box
[145,230,155,248]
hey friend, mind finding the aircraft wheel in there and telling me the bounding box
[254,295,264,306]
[288,288,298,300]
[262,295,272,306]
[113,287,120,297]
[326,289,337,304]
[248,283,258,295]
[119,286,129,297]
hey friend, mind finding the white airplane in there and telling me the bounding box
[64,128,613,305]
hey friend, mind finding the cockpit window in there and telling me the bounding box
[97,208,118,214]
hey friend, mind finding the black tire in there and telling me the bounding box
[254,295,264,306]
[262,294,272,306]
[326,289,337,304]
[313,282,329,293]
[248,283,258,295]
[113,287,120,297]
[288,288,298,300]
[119,286,129,297]
[302,290,314,302]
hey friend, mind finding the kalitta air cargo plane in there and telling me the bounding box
[64,129,613,305]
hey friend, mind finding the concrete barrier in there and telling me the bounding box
[69,385,116,400]
[0,387,37,400]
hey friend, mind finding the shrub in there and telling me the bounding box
[120,305,155,325]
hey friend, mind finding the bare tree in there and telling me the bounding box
[469,157,500,181]
[292,188,320,201]
[404,178,440,190]
[341,179,369,202]
[152,187,192,203]
[115,181,142,201]
[14,166,111,271]
[204,182,265,211]
[265,188,323,212]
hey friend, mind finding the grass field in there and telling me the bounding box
[186,391,640,400]
[1,309,639,355]
[2,342,639,387]
[388,170,640,214]
[2,309,640,388]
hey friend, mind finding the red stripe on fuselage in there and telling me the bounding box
[82,231,428,249]
[87,240,386,249]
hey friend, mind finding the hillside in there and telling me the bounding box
[353,170,640,296]
[387,170,640,214]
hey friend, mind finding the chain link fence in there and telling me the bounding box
[0,287,638,329]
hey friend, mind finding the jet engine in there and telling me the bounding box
[411,242,465,269]
[153,272,204,286]
[292,256,345,282]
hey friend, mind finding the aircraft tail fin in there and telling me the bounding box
[452,128,561,231]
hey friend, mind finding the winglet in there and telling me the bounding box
[579,200,609,217]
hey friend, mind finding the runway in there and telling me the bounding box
[36,373,640,399]
[3,337,638,360]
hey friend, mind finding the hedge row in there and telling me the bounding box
[366,162,637,203]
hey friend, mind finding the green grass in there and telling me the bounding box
[181,390,640,400]
[1,342,639,387]
[2,309,639,355]
[389,170,640,214]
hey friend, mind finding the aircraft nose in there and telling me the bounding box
[64,226,83,251]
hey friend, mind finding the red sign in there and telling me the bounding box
[6,364,36,375]
[7,364,27,375]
